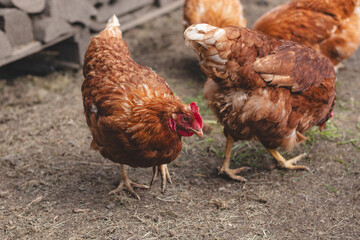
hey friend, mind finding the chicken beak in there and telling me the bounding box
[192,128,204,139]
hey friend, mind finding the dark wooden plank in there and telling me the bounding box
[73,25,91,64]
[46,0,97,26]
[0,32,73,67]
[88,0,109,5]
[0,30,12,59]
[121,0,183,31]
[0,0,12,6]
[95,0,154,22]
[88,0,110,5]
[12,0,46,13]
[0,0,45,13]
[90,0,183,32]
[0,8,33,48]
[156,0,177,6]
[32,17,73,43]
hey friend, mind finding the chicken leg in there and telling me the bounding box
[109,164,149,200]
[267,149,310,171]
[150,164,172,193]
[218,135,250,182]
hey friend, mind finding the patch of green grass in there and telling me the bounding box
[203,119,218,125]
[209,145,224,158]
[337,138,360,151]
[321,183,339,194]
[292,169,316,182]
[232,142,267,167]
[333,158,350,173]
[334,158,347,166]
[305,120,343,145]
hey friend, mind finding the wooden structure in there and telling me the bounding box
[0,0,183,68]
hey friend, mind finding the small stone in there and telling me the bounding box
[105,202,115,209]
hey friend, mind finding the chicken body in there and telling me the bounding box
[254,0,360,67]
[82,16,203,199]
[185,24,336,181]
[183,0,246,29]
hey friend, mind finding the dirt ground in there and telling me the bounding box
[1,1,359,239]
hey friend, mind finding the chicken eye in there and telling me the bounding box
[182,116,189,122]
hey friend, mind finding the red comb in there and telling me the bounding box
[190,102,203,127]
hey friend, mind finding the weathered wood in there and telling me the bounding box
[14,0,45,13]
[95,0,153,22]
[0,30,12,59]
[4,51,80,76]
[0,8,33,48]
[88,0,110,5]
[0,41,40,67]
[156,0,176,6]
[73,25,91,64]
[0,0,45,13]
[121,0,183,31]
[90,0,183,32]
[0,0,184,68]
[87,0,97,5]
[0,33,73,67]
[118,5,153,24]
[32,17,73,43]
[46,0,97,26]
[0,0,12,6]
[50,25,90,65]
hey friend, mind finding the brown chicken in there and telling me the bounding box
[183,0,246,29]
[254,0,360,69]
[185,24,336,181]
[82,16,203,199]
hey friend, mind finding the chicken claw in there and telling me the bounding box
[218,135,250,182]
[218,165,250,182]
[267,149,310,171]
[109,164,149,200]
[150,164,172,193]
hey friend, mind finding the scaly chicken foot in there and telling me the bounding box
[150,164,172,193]
[267,149,310,171]
[218,135,250,182]
[109,164,149,200]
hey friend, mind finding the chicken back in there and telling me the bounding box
[183,0,246,29]
[254,0,360,67]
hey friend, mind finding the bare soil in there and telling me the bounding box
[1,1,359,239]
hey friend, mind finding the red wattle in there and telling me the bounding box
[178,129,194,137]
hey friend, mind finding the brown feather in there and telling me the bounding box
[183,0,246,29]
[254,0,360,65]
[185,24,336,151]
[82,24,194,168]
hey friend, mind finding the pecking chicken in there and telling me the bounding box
[185,23,336,181]
[253,0,360,70]
[183,0,247,29]
[82,16,203,199]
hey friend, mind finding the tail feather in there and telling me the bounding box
[103,15,122,38]
[184,24,230,73]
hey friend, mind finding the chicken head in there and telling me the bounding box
[169,102,203,138]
